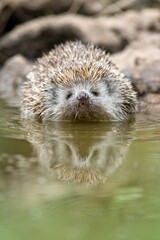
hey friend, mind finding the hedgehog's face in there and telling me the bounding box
[43,77,136,122]
[56,81,111,121]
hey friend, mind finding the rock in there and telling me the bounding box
[111,32,160,69]
[0,54,32,106]
[0,14,127,63]
[112,31,160,114]
[0,0,103,36]
[139,94,160,114]
[131,59,160,95]
[112,32,160,96]
[0,9,159,64]
[2,0,102,16]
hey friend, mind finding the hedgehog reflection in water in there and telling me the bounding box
[21,41,137,122]
[26,122,134,185]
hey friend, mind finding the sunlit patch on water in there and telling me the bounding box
[0,100,160,240]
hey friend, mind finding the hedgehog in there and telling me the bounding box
[21,41,137,122]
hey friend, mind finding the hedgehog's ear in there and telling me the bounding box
[101,76,109,83]
[101,77,116,94]
[102,77,110,87]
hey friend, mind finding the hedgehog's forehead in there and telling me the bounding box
[53,63,109,87]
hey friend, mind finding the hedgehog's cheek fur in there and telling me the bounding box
[42,98,131,122]
[50,101,113,121]
[45,83,114,121]
[41,81,136,122]
[42,92,125,122]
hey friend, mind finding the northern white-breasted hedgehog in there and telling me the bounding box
[21,41,137,122]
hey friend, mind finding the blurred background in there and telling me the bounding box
[0,0,160,111]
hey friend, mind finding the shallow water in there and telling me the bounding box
[0,100,160,240]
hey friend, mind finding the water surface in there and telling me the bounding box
[0,100,160,240]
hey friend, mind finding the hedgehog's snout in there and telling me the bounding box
[77,91,89,106]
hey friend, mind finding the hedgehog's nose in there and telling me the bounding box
[77,92,89,105]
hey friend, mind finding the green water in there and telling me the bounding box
[0,100,160,240]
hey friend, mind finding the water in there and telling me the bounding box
[0,100,160,240]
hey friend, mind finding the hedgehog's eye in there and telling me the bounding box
[91,90,99,97]
[66,92,72,100]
